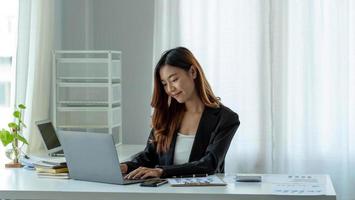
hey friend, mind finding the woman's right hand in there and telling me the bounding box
[120,164,128,174]
[124,167,163,180]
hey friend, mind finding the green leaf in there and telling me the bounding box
[0,129,14,146]
[13,111,21,118]
[18,104,26,109]
[14,134,28,145]
[8,122,18,129]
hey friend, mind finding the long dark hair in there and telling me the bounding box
[151,47,220,153]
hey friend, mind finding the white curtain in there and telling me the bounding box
[154,1,355,200]
[16,0,55,154]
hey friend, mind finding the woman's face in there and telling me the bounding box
[159,64,197,103]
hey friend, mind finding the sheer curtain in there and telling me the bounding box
[15,0,55,154]
[154,1,355,200]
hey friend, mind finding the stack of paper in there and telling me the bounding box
[263,175,326,195]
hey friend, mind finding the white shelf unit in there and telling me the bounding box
[53,50,122,145]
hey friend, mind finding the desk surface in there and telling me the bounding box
[0,168,336,200]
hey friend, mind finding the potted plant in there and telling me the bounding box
[0,104,29,168]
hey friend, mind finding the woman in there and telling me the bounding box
[121,47,240,179]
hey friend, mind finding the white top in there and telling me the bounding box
[173,133,196,165]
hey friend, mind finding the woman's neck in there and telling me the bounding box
[184,95,204,113]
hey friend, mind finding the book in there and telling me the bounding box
[37,175,69,179]
[37,172,69,179]
[35,167,69,174]
[34,161,67,168]
[167,175,226,187]
[34,163,67,169]
[41,160,67,166]
[37,172,69,176]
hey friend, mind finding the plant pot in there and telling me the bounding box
[4,143,23,168]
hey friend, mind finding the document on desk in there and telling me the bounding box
[168,175,226,186]
[264,175,326,195]
[20,155,66,169]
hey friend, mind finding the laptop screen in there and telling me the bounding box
[37,121,61,151]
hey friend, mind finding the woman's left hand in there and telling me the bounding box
[124,167,163,180]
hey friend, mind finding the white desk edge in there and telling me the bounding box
[0,144,336,200]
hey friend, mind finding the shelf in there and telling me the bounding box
[57,106,120,111]
[57,58,107,63]
[58,101,120,107]
[55,50,121,54]
[57,82,120,87]
[57,124,120,129]
[56,58,122,63]
[54,50,122,144]
[58,77,120,83]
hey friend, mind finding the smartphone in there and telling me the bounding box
[140,179,168,187]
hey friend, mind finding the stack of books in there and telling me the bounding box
[34,160,69,179]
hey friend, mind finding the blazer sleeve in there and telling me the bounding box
[121,129,158,173]
[158,112,240,178]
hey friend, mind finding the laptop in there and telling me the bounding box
[58,131,148,185]
[35,120,64,156]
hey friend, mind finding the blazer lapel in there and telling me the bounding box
[165,131,178,165]
[188,106,219,162]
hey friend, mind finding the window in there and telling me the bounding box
[0,1,18,164]
[0,82,11,106]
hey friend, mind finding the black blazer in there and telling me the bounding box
[123,104,240,178]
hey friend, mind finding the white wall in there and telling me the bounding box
[58,0,154,144]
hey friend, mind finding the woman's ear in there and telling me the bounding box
[189,65,197,79]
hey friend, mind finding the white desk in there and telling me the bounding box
[0,169,336,200]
